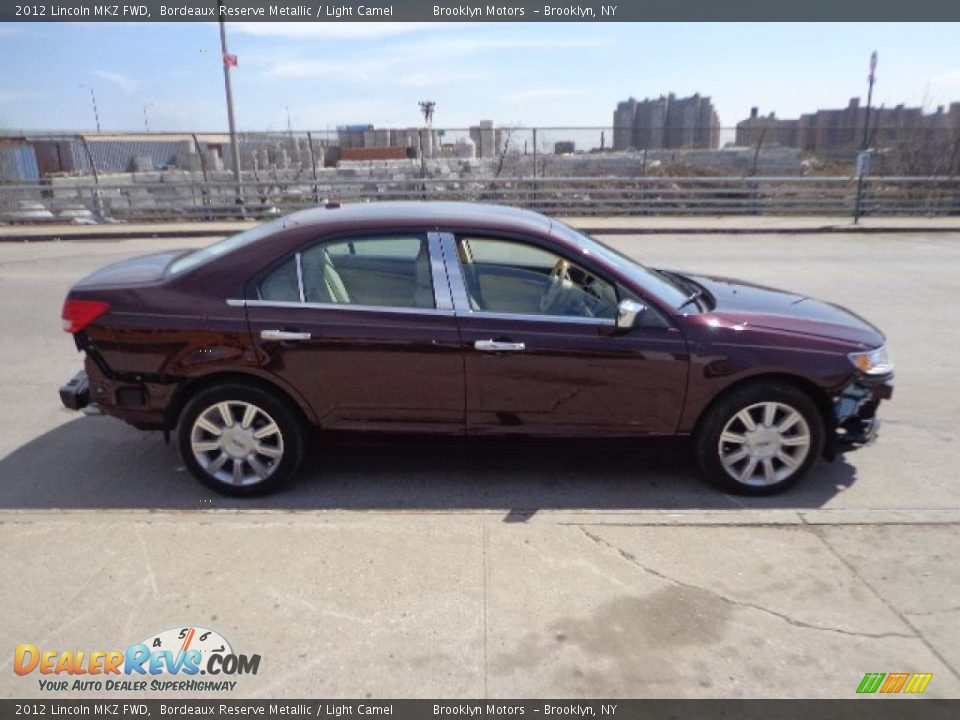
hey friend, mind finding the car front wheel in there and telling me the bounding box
[694,382,825,495]
[178,383,304,496]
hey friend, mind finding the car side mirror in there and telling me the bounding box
[616,299,646,330]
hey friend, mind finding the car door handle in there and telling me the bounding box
[260,329,311,341]
[474,339,526,353]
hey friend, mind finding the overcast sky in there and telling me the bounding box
[1,22,958,133]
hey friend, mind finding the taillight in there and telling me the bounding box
[61,299,110,334]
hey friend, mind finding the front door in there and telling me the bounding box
[439,232,689,437]
[244,231,465,434]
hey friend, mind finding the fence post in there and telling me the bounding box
[532,127,538,209]
[853,149,870,223]
[306,131,320,204]
[77,135,105,219]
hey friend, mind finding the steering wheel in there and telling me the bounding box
[539,259,572,313]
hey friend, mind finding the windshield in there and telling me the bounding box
[550,221,691,309]
[166,216,289,276]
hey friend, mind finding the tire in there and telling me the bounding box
[693,381,825,496]
[177,382,305,496]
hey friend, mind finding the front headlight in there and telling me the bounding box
[848,345,894,375]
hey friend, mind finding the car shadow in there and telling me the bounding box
[0,415,857,514]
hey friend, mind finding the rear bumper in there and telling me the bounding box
[59,370,89,411]
[61,359,173,430]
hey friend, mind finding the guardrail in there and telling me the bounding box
[1,176,958,222]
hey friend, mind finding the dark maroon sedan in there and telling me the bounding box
[59,202,893,496]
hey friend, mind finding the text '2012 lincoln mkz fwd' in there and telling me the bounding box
[60,202,893,496]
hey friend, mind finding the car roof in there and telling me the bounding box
[277,201,554,235]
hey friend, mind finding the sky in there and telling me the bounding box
[1,22,959,134]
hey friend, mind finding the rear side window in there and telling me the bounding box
[168,216,288,276]
[258,235,435,310]
[258,256,300,302]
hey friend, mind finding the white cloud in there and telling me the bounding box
[0,89,44,103]
[932,69,960,85]
[499,88,587,104]
[92,70,139,94]
[260,58,388,81]
[251,29,607,86]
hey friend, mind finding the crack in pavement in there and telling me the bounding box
[806,522,960,682]
[576,525,917,641]
[904,606,960,617]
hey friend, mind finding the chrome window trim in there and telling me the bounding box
[427,232,455,311]
[437,232,615,326]
[438,233,473,312]
[462,310,614,327]
[294,252,306,303]
[225,298,455,318]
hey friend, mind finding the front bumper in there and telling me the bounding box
[830,376,893,456]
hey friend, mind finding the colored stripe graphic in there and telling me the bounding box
[903,673,934,694]
[857,672,933,694]
[857,673,886,693]
[879,673,910,693]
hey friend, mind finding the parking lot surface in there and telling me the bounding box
[0,231,958,698]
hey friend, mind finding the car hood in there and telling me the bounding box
[73,250,189,287]
[680,272,885,347]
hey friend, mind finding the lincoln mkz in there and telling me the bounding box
[59,202,893,496]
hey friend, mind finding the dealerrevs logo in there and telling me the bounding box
[14,626,260,692]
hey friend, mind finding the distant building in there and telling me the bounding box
[736,99,960,157]
[469,120,508,159]
[613,93,720,151]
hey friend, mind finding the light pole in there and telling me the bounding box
[862,51,878,151]
[853,51,878,224]
[143,102,154,133]
[218,8,242,186]
[282,104,292,134]
[417,101,435,182]
[79,84,101,133]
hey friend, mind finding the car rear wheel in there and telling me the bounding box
[178,383,305,496]
[694,382,824,495]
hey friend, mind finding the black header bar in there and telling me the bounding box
[4,0,960,22]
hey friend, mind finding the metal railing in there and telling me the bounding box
[2,175,958,221]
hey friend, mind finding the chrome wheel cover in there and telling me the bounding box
[190,401,284,486]
[717,401,811,487]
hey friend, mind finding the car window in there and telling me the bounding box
[258,256,300,302]
[260,235,435,310]
[168,215,289,276]
[457,236,618,320]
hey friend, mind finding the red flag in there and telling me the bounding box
[223,53,238,68]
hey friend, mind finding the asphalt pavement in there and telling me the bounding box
[0,229,958,698]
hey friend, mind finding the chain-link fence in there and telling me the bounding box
[2,126,959,221]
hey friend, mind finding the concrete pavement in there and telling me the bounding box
[0,231,958,698]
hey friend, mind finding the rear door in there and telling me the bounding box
[439,232,689,437]
[243,231,465,434]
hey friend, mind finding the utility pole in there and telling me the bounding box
[418,100,435,183]
[854,51,878,224]
[282,104,292,134]
[219,8,242,186]
[143,103,154,132]
[862,51,878,151]
[79,84,101,133]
